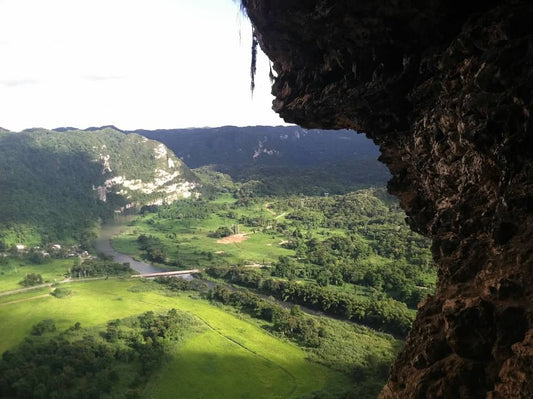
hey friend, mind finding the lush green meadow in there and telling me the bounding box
[112,197,295,268]
[0,279,354,398]
[103,191,433,353]
[0,286,52,305]
[0,188,433,398]
[0,258,72,292]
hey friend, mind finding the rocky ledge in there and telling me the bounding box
[242,0,533,397]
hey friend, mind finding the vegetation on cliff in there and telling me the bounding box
[133,126,390,196]
[0,127,197,246]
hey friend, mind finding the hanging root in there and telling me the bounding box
[251,30,258,94]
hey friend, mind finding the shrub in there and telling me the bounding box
[52,287,72,298]
[19,273,43,287]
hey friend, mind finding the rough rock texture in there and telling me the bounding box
[242,0,533,397]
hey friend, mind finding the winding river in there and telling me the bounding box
[94,219,325,316]
[93,219,165,275]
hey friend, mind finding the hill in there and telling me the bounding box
[0,127,198,246]
[131,126,390,195]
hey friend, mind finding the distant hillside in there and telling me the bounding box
[131,126,390,195]
[0,127,197,246]
[132,126,380,167]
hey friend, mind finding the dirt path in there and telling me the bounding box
[264,203,276,215]
[0,282,59,297]
[265,203,288,219]
[0,293,52,306]
[0,277,108,298]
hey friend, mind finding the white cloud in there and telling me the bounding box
[0,79,39,87]
[0,0,286,131]
[83,75,124,82]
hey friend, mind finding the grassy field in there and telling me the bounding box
[112,199,295,269]
[0,286,52,304]
[0,258,72,292]
[0,279,350,398]
[144,303,348,399]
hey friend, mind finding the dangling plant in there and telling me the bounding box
[251,30,258,94]
[236,1,272,95]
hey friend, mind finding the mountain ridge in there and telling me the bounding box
[129,126,390,196]
[0,127,197,246]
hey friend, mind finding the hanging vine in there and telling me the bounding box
[250,30,258,94]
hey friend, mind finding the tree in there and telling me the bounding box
[20,273,43,287]
[28,251,46,264]
[316,270,331,287]
[208,226,232,238]
[31,319,56,335]
[290,305,303,316]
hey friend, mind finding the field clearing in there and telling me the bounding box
[112,212,294,268]
[0,279,350,398]
[216,233,249,244]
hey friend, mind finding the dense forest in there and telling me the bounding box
[0,310,203,399]
[132,126,390,195]
[0,128,197,246]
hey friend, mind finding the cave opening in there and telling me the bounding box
[241,0,533,397]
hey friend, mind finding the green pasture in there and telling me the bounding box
[0,258,72,292]
[210,194,238,205]
[0,279,350,398]
[112,201,295,268]
[145,329,299,399]
[144,301,348,398]
[0,286,52,304]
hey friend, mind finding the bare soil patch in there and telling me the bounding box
[217,234,250,244]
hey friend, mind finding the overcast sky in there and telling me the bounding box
[0,0,287,131]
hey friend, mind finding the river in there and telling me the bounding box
[94,219,332,317]
[93,218,167,275]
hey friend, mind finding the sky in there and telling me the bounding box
[0,0,287,131]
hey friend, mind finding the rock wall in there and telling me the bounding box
[242,1,533,397]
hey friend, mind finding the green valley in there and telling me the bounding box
[0,126,435,398]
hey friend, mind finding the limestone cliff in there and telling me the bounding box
[242,0,533,397]
[88,130,198,208]
[0,127,199,245]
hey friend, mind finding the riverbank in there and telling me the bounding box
[94,219,165,275]
[94,219,197,282]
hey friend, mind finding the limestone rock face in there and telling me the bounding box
[242,0,533,397]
